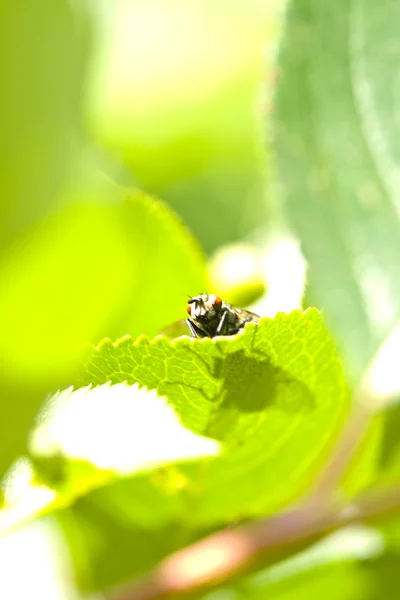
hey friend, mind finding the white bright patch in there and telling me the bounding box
[361,320,400,407]
[0,459,57,534]
[353,251,397,333]
[0,520,84,600]
[251,234,307,317]
[30,383,220,474]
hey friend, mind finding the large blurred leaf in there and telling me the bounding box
[0,203,131,384]
[0,190,206,480]
[57,487,191,593]
[272,0,400,381]
[0,201,132,479]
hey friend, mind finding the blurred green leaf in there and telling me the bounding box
[0,189,206,480]
[0,202,132,385]
[272,0,400,381]
[114,190,207,339]
[0,199,132,479]
[57,485,191,593]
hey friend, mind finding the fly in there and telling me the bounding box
[186,293,260,338]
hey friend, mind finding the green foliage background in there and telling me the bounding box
[1,1,400,599]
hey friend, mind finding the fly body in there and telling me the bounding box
[186,293,260,338]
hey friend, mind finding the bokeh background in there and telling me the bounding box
[7,0,399,598]
[0,1,290,597]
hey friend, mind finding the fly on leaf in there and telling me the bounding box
[186,293,260,338]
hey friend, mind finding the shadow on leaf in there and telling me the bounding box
[213,349,315,414]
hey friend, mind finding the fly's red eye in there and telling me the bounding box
[213,296,222,311]
[186,304,192,315]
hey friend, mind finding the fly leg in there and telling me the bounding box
[186,318,199,337]
[215,310,229,336]
[186,318,208,338]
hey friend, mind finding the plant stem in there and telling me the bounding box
[112,483,400,600]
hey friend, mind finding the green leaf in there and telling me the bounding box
[0,189,206,481]
[48,308,350,591]
[0,201,133,479]
[78,309,349,523]
[57,485,192,593]
[1,309,349,591]
[272,0,400,381]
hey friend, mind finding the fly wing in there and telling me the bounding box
[245,309,261,322]
[159,319,191,339]
[235,308,261,327]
